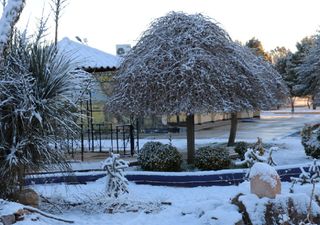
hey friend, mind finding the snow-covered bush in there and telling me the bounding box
[138,142,182,172]
[235,147,276,168]
[290,160,320,224]
[102,154,129,198]
[301,124,320,159]
[194,146,230,170]
[0,33,88,198]
[234,141,250,160]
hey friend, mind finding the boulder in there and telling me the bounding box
[0,214,15,225]
[249,162,281,199]
[13,189,40,208]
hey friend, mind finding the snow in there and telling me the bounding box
[0,0,25,56]
[2,108,320,224]
[0,199,24,216]
[57,37,121,70]
[249,162,279,188]
[0,180,317,225]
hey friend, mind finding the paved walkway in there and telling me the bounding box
[150,108,320,141]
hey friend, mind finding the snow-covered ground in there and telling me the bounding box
[1,108,320,224]
[1,179,317,225]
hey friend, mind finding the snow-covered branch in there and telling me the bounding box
[102,154,129,198]
[107,12,288,117]
[0,0,25,59]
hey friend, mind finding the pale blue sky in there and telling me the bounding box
[13,0,320,55]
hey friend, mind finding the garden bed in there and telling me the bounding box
[25,164,306,187]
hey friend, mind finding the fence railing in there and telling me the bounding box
[64,123,140,161]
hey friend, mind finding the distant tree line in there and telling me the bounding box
[245,36,320,112]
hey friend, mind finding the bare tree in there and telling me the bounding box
[107,12,288,163]
[50,0,68,45]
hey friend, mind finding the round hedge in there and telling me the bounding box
[138,141,182,171]
[301,124,320,159]
[195,146,231,170]
[234,141,250,160]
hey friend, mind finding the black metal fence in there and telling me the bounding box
[65,122,140,161]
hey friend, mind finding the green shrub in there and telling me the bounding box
[301,124,320,158]
[138,141,182,171]
[234,142,249,160]
[195,146,231,170]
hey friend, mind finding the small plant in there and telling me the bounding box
[195,146,230,170]
[102,153,129,198]
[234,143,277,178]
[301,124,320,159]
[253,137,265,156]
[138,141,182,171]
[235,148,276,168]
[234,141,250,160]
[290,160,320,224]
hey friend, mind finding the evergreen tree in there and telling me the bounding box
[274,52,298,112]
[296,35,320,108]
[245,37,272,62]
[270,46,290,64]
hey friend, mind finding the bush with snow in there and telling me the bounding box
[102,154,129,198]
[194,146,230,170]
[234,141,250,160]
[138,142,182,172]
[301,124,320,159]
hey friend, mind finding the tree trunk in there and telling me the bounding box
[186,114,195,164]
[227,113,238,146]
[312,95,317,110]
[290,97,295,113]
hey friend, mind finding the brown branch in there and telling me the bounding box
[23,206,74,224]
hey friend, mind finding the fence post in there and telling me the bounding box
[89,91,94,152]
[116,126,119,153]
[98,124,102,152]
[136,119,140,153]
[110,123,113,153]
[130,124,134,156]
[123,125,126,155]
[80,100,84,162]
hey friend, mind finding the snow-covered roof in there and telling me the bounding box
[57,37,121,72]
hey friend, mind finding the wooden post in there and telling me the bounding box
[227,113,238,146]
[186,114,195,164]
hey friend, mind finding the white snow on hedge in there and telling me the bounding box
[249,162,279,188]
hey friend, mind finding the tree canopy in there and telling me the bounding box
[107,12,287,117]
[296,36,319,97]
[107,12,288,163]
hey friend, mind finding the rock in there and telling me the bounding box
[0,214,15,225]
[13,189,40,208]
[249,162,281,199]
